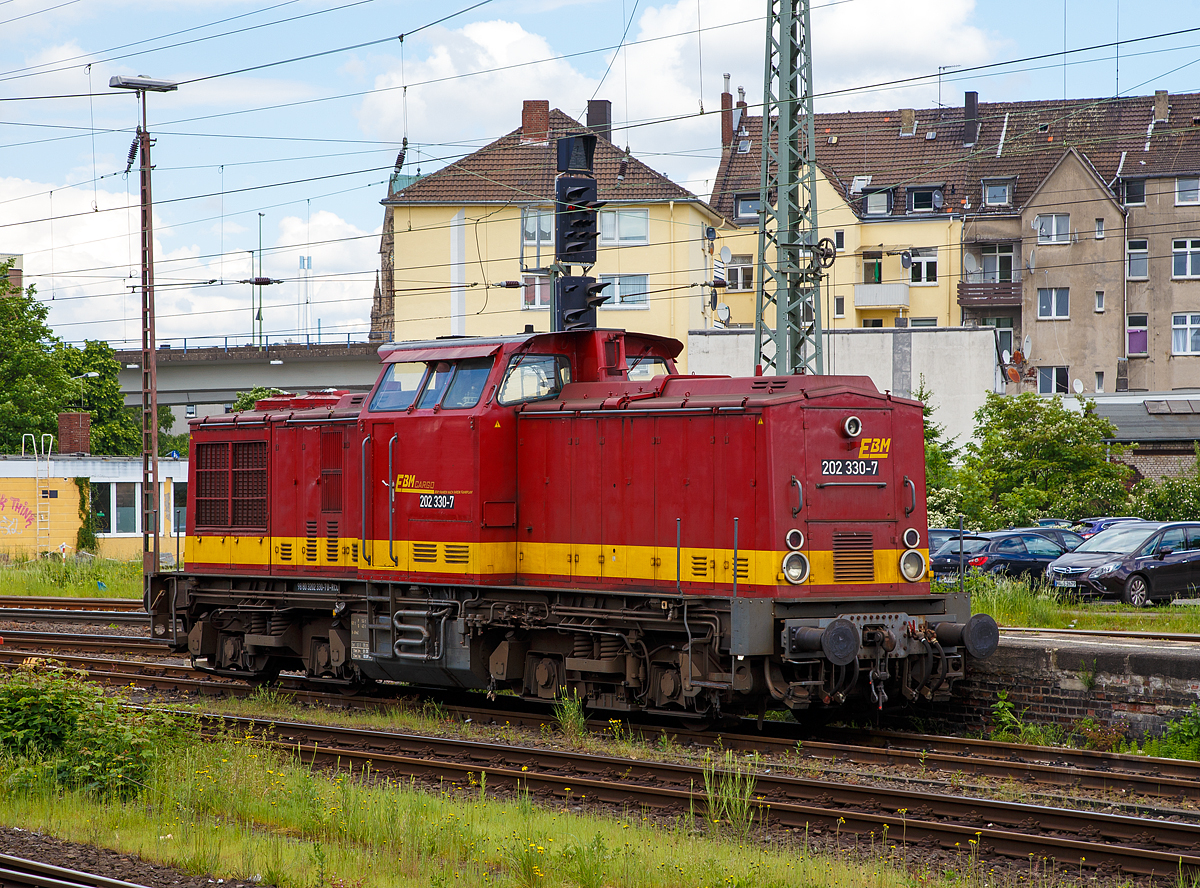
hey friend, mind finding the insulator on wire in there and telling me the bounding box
[124,134,140,175]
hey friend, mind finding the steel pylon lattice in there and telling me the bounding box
[753,0,826,376]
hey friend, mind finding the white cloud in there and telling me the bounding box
[358,20,596,150]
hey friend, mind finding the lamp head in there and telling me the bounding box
[109,75,178,93]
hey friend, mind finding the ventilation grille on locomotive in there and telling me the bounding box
[279,542,292,562]
[444,544,469,565]
[690,555,708,578]
[230,441,268,527]
[320,429,343,512]
[305,521,318,563]
[733,556,749,579]
[832,532,875,582]
[412,543,437,563]
[325,519,339,563]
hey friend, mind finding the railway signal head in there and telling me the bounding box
[555,176,604,267]
[557,275,610,331]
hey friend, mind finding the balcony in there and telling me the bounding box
[957,281,1021,307]
[854,282,909,309]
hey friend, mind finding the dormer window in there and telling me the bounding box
[864,189,891,215]
[983,179,1013,207]
[735,194,761,220]
[907,186,944,214]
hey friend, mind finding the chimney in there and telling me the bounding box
[57,412,91,455]
[721,73,733,147]
[586,99,612,142]
[520,100,550,144]
[1154,89,1169,122]
[963,91,978,146]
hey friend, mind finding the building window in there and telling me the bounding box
[522,275,551,309]
[185,404,196,418]
[1037,288,1069,319]
[172,481,188,536]
[910,317,938,327]
[1095,218,1105,239]
[1095,372,1104,393]
[1127,239,1149,278]
[1174,239,1200,278]
[862,318,883,328]
[1128,314,1148,354]
[1173,313,1200,354]
[1095,291,1105,312]
[982,316,1013,354]
[834,295,845,318]
[909,248,937,284]
[864,191,890,215]
[522,207,553,246]
[863,252,882,284]
[983,181,1011,206]
[737,139,751,154]
[980,243,1014,283]
[1036,214,1070,244]
[599,209,649,245]
[597,273,649,308]
[1177,177,1200,205]
[90,482,111,534]
[726,255,753,291]
[834,229,845,250]
[1124,179,1146,206]
[1038,366,1069,394]
[733,195,760,221]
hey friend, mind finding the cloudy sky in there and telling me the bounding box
[3,0,1200,346]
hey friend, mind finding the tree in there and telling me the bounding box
[0,261,75,453]
[958,391,1131,529]
[232,387,289,412]
[59,340,140,455]
[911,376,963,528]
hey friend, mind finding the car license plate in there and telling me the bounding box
[935,574,957,584]
[1054,579,1077,588]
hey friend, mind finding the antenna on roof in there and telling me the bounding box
[937,65,960,112]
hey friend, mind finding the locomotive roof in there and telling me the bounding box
[376,328,684,363]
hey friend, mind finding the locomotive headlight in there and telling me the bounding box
[902,528,921,549]
[842,415,863,438]
[782,551,810,584]
[899,548,927,582]
[785,528,804,551]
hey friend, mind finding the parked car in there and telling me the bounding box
[1072,516,1142,538]
[1046,520,1200,606]
[1036,518,1075,528]
[927,528,965,555]
[1009,526,1086,552]
[931,530,1068,582]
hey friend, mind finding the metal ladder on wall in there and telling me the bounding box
[21,433,55,556]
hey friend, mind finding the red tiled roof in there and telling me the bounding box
[710,92,1200,221]
[385,109,709,208]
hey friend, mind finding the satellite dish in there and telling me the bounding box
[716,303,731,324]
[1006,367,1021,384]
[1023,335,1032,356]
[1001,348,1011,364]
[901,251,913,269]
[1073,378,1084,394]
[719,246,732,264]
[1027,249,1036,272]
[963,253,979,274]
[932,190,944,209]
[1011,350,1024,364]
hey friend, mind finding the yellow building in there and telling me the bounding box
[0,453,187,562]
[378,100,730,370]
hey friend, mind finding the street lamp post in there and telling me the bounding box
[110,74,176,585]
[71,371,100,410]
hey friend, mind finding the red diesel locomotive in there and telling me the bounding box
[148,327,997,718]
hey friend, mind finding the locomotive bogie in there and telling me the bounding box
[150,328,998,717]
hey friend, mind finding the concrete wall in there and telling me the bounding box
[688,326,1002,445]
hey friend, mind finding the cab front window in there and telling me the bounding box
[369,362,426,412]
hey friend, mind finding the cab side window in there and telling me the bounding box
[417,363,454,409]
[498,354,571,405]
[628,356,670,381]
[441,357,495,409]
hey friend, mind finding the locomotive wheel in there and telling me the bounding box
[1123,574,1151,607]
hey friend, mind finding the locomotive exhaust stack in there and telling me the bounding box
[149,327,998,719]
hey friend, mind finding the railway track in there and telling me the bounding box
[1,643,1193,808]
[0,852,153,888]
[0,597,143,612]
[212,711,1200,879]
[1003,626,1200,643]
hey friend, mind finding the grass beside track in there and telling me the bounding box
[0,558,141,599]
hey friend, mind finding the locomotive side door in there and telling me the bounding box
[369,420,402,573]
[598,415,627,581]
[804,408,896,521]
[570,416,602,582]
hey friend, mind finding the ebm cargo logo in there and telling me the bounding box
[858,437,891,459]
